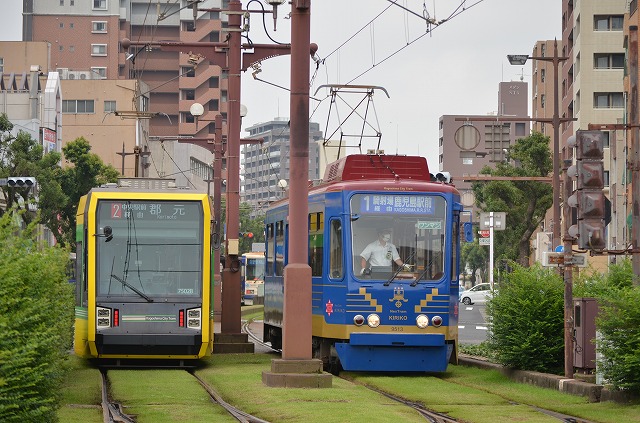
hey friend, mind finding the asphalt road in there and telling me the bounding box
[458,303,490,345]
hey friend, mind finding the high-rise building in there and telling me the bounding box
[241,118,323,214]
[439,81,531,211]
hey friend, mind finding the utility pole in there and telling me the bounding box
[115,143,134,176]
[630,26,640,282]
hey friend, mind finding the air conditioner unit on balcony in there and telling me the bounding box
[56,68,69,79]
[68,71,92,80]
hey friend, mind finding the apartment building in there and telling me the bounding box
[561,0,626,268]
[438,81,531,211]
[241,118,323,214]
[22,0,225,188]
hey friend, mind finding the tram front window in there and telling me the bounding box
[95,200,204,297]
[350,194,447,281]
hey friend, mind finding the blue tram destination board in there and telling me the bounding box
[360,194,434,214]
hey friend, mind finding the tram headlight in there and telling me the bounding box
[431,315,443,327]
[187,307,201,329]
[353,315,365,326]
[96,307,111,329]
[416,314,429,329]
[366,314,380,328]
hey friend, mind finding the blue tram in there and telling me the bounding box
[73,179,214,364]
[263,154,468,372]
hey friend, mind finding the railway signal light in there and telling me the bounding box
[7,176,36,188]
[240,232,254,238]
[567,130,606,250]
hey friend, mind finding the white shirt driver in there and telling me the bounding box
[360,240,400,267]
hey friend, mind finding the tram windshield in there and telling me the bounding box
[350,193,447,281]
[244,256,266,280]
[95,200,204,298]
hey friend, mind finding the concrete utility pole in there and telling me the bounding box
[630,26,640,282]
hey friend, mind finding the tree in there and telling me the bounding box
[460,240,488,286]
[472,132,553,266]
[54,137,119,246]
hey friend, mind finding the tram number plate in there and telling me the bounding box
[390,326,404,332]
[417,221,441,230]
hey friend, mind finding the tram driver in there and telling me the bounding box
[360,228,411,276]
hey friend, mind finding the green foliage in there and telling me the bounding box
[0,115,117,247]
[0,212,75,423]
[574,259,640,392]
[472,132,553,265]
[486,264,564,373]
[460,239,488,285]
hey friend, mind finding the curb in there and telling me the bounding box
[457,355,636,403]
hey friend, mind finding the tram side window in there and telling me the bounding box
[309,212,324,276]
[329,219,343,279]
[275,220,285,276]
[266,223,274,275]
[452,213,460,281]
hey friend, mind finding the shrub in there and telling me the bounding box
[486,264,564,374]
[0,212,75,422]
[575,259,640,392]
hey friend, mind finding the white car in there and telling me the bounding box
[459,283,494,305]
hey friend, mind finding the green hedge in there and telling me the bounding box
[575,260,640,392]
[486,264,564,374]
[0,212,75,422]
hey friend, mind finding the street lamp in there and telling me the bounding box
[509,41,575,379]
[507,40,567,251]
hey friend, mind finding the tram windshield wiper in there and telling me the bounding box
[110,273,154,302]
[383,251,415,286]
[411,260,433,287]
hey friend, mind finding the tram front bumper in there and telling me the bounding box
[335,333,450,372]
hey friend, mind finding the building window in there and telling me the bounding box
[92,21,107,33]
[209,77,219,88]
[594,15,624,31]
[541,94,545,108]
[604,170,610,187]
[209,99,219,111]
[59,45,64,51]
[182,112,195,123]
[60,22,64,28]
[602,131,611,148]
[60,0,64,5]
[0,58,3,73]
[93,0,107,10]
[594,92,624,108]
[183,89,195,100]
[91,44,107,56]
[91,67,107,79]
[182,67,195,77]
[69,46,75,52]
[62,100,95,114]
[594,53,625,69]
[70,23,74,29]
[104,100,116,113]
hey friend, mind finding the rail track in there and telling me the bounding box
[242,319,597,423]
[100,369,135,423]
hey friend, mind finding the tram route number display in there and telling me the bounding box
[360,194,435,214]
[108,202,194,221]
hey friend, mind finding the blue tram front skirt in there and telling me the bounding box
[335,333,450,372]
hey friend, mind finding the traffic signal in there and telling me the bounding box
[568,130,606,250]
[7,177,36,188]
[239,232,254,238]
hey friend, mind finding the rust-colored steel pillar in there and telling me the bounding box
[562,151,574,379]
[213,115,224,321]
[282,0,312,359]
[221,0,242,333]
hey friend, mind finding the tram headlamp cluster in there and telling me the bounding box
[431,315,443,327]
[187,307,201,329]
[416,314,429,329]
[366,314,380,328]
[353,315,365,326]
[97,307,111,329]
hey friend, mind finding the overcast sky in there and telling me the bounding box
[0,0,560,169]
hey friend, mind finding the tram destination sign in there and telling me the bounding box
[99,200,201,222]
[360,194,434,214]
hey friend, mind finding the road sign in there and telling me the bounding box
[478,230,490,238]
[479,237,490,246]
[555,245,564,253]
[479,212,507,230]
[542,252,587,268]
